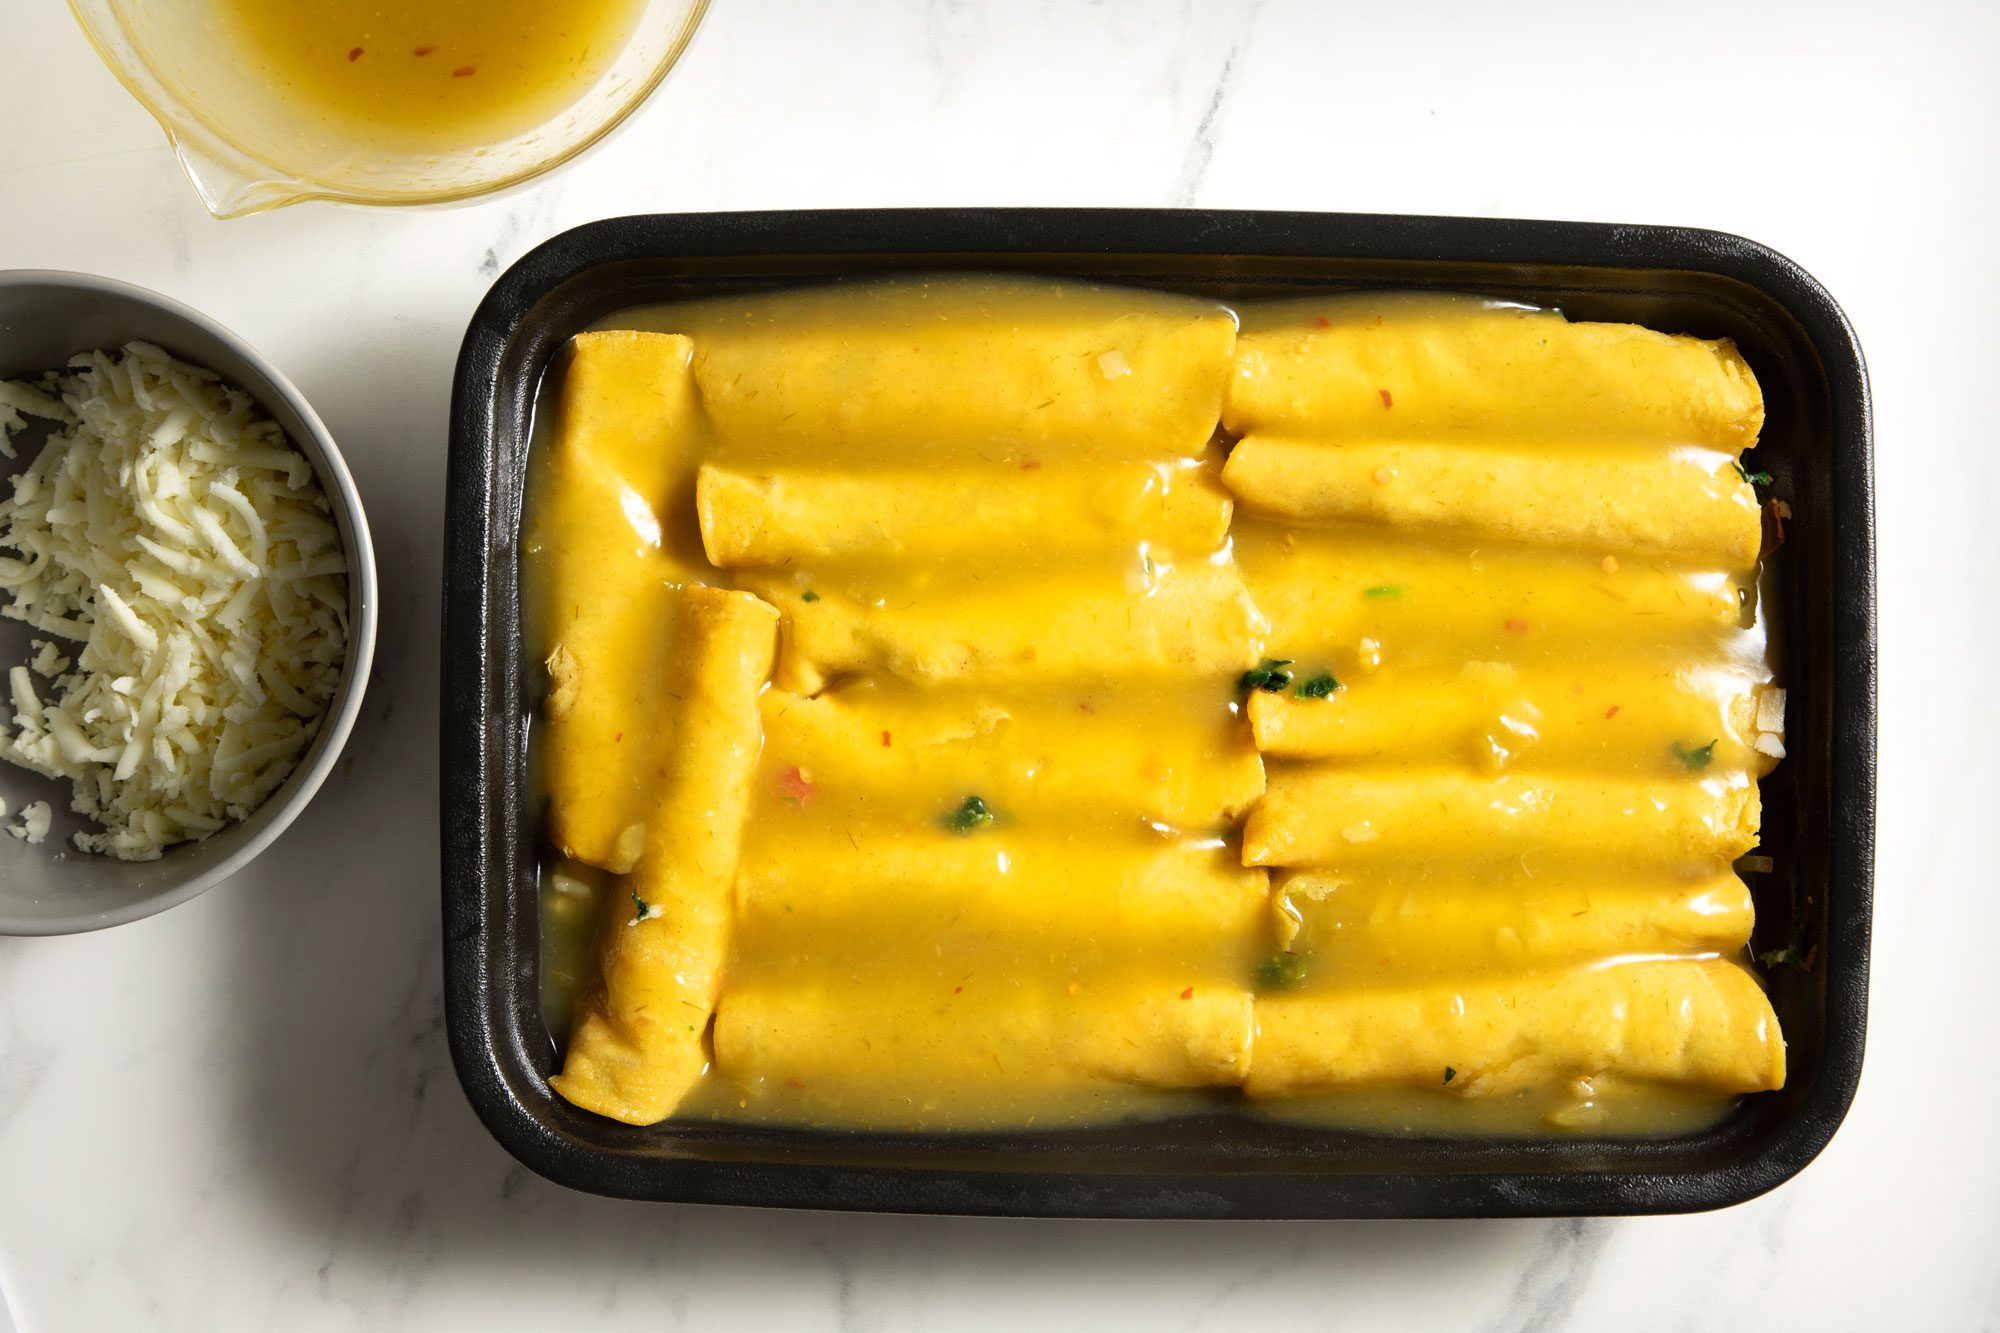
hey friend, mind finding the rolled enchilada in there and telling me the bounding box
[1222,435,1762,566]
[531,330,707,872]
[1243,767,1761,869]
[1245,958,1785,1098]
[741,562,1267,694]
[715,979,1255,1103]
[1246,660,1772,776]
[688,275,1238,459]
[1233,524,1749,666]
[1271,867,1756,972]
[697,459,1231,569]
[736,828,1268,974]
[1225,295,1764,450]
[549,586,779,1125]
[758,685,1264,829]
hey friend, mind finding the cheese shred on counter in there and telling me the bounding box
[0,342,347,860]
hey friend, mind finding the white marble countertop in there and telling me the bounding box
[1,1,1994,1328]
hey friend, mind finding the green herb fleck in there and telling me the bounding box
[1363,584,1403,599]
[943,794,997,833]
[1253,952,1308,989]
[1732,462,1773,487]
[630,890,649,923]
[1672,738,1719,770]
[800,589,820,603]
[1758,931,1812,972]
[1238,657,1294,694]
[1444,1066,1457,1085]
[1293,670,1340,699]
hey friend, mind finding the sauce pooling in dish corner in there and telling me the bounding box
[215,0,646,150]
[521,276,1790,1138]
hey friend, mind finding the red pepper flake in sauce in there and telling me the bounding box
[1505,617,1533,635]
[1311,315,1331,329]
[880,730,893,747]
[348,47,364,61]
[1020,458,1041,471]
[1378,388,1394,409]
[452,65,477,78]
[613,731,623,743]
[413,45,435,56]
[953,985,964,995]
[777,764,817,806]
[1605,704,1621,719]
[786,1077,805,1089]
[1179,987,1194,1000]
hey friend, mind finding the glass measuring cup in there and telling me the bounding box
[68,0,708,219]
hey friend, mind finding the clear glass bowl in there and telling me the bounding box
[68,0,708,218]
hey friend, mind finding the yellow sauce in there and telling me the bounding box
[214,0,645,150]
[523,277,1787,1138]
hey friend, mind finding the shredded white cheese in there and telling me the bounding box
[0,343,348,860]
[0,381,66,457]
[8,799,49,844]
[1757,686,1787,734]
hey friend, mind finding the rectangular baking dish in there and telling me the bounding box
[442,209,1874,1217]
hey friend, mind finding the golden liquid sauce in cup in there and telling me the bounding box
[214,0,647,149]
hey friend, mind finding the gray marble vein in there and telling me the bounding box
[1474,1219,1610,1333]
[1172,1,1265,208]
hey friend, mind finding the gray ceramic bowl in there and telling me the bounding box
[0,271,377,934]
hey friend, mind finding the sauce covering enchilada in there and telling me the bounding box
[523,277,1788,1136]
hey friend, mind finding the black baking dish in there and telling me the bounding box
[442,209,1874,1217]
